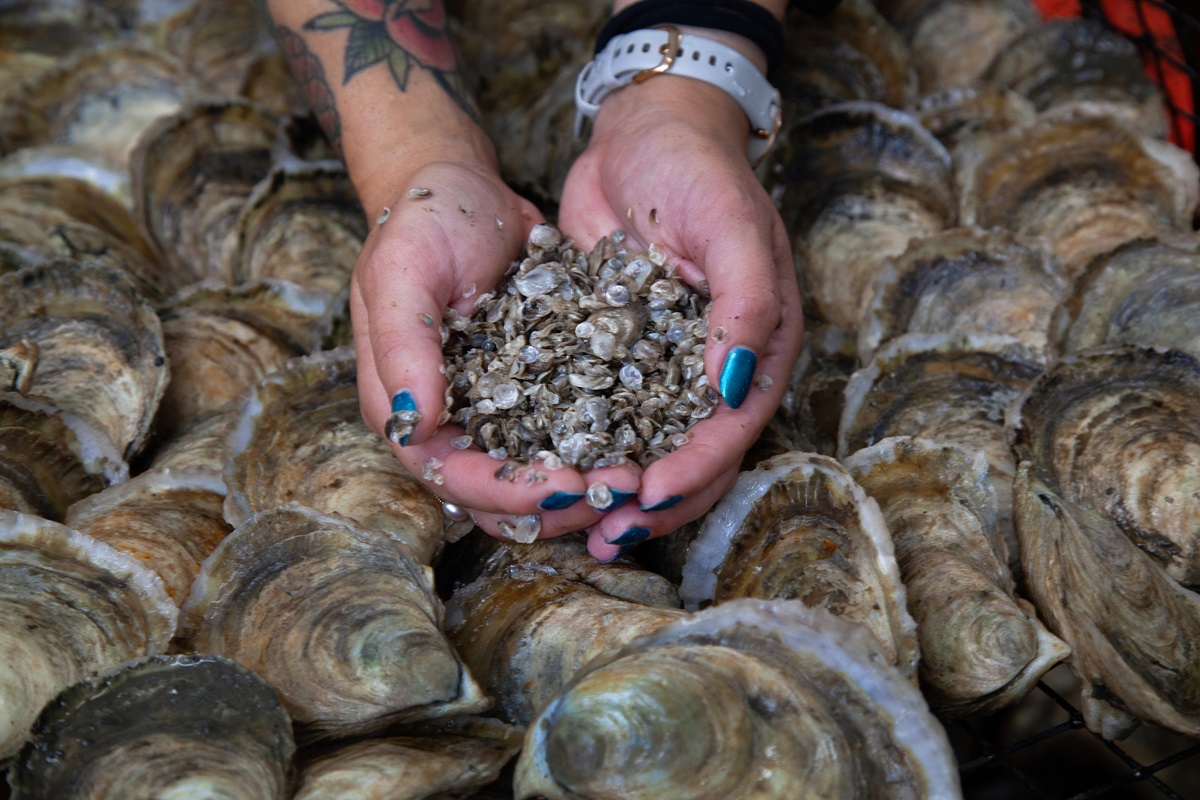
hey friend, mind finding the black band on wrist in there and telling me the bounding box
[595,0,786,76]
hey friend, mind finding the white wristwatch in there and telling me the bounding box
[574,26,783,167]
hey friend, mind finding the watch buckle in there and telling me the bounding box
[633,25,681,84]
[750,103,783,169]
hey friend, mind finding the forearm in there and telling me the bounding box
[264,0,497,213]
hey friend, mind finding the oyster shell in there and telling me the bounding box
[777,322,860,457]
[958,114,1200,278]
[445,564,686,726]
[983,17,1169,138]
[0,260,168,462]
[515,599,962,799]
[912,86,1035,172]
[9,654,294,800]
[1053,236,1200,359]
[184,503,488,738]
[65,468,231,605]
[0,509,176,759]
[0,145,131,211]
[1009,346,1200,587]
[903,0,1039,92]
[843,437,1069,716]
[223,347,446,564]
[779,102,955,327]
[153,0,278,100]
[42,220,181,306]
[293,717,522,800]
[679,451,919,678]
[858,226,1066,364]
[145,404,239,479]
[131,99,286,285]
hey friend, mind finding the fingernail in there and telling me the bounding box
[719,347,757,410]
[641,495,684,512]
[607,490,637,510]
[610,526,651,546]
[539,492,584,511]
[385,390,420,446]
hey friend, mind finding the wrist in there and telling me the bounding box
[350,131,500,216]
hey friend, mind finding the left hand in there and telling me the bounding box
[558,72,804,561]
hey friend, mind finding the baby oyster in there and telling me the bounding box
[844,437,1069,716]
[679,451,918,677]
[859,226,1066,364]
[515,599,961,800]
[0,509,176,760]
[223,347,446,564]
[293,717,522,800]
[445,564,686,726]
[184,503,488,739]
[1053,236,1200,359]
[9,654,294,800]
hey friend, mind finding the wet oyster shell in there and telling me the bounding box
[65,468,231,605]
[9,654,294,800]
[0,509,176,760]
[912,86,1036,177]
[42,220,181,307]
[774,322,860,457]
[1013,462,1200,739]
[958,114,1200,278]
[184,503,488,738]
[1009,346,1200,586]
[131,99,286,285]
[223,347,445,564]
[844,437,1069,716]
[145,403,239,480]
[154,0,278,100]
[1053,236,1200,359]
[679,451,919,678]
[0,145,131,211]
[0,260,168,462]
[445,564,686,726]
[904,0,1039,92]
[293,717,522,800]
[859,226,1066,364]
[515,599,961,800]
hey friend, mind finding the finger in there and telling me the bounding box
[470,504,595,542]
[586,464,739,562]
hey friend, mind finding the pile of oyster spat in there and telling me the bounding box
[439,223,717,471]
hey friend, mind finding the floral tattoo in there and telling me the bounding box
[305,0,478,122]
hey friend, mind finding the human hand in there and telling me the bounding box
[558,71,804,560]
[351,160,640,540]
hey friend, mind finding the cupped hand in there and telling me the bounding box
[351,160,632,538]
[557,75,805,559]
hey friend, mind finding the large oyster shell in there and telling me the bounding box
[515,599,961,799]
[914,86,1036,169]
[9,654,294,800]
[900,0,1039,92]
[844,437,1069,716]
[0,509,176,760]
[223,347,445,564]
[184,503,488,739]
[679,451,919,678]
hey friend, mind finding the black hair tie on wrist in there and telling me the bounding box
[594,0,787,76]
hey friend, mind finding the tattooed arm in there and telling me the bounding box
[264,1,625,538]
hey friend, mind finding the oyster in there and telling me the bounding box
[679,451,919,677]
[515,599,962,799]
[65,468,231,605]
[1009,346,1200,587]
[958,113,1200,278]
[843,437,1069,716]
[145,404,239,479]
[223,347,446,564]
[983,17,1169,138]
[0,145,131,211]
[154,0,279,100]
[776,321,860,457]
[912,86,1035,171]
[0,509,176,760]
[293,717,522,800]
[902,0,1039,92]
[9,654,294,800]
[131,99,286,285]
[184,503,488,738]
[1053,236,1200,359]
[0,260,168,462]
[43,220,181,306]
[778,102,955,328]
[858,226,1066,363]
[445,564,686,726]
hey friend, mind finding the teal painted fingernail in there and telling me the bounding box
[607,490,637,510]
[539,492,584,511]
[610,526,651,546]
[719,347,757,409]
[641,495,684,512]
[385,390,420,446]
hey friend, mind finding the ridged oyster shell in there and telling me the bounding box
[680,451,919,678]
[0,509,176,759]
[844,437,1069,716]
[515,599,961,799]
[899,0,1040,92]
[183,503,488,739]
[9,654,294,800]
